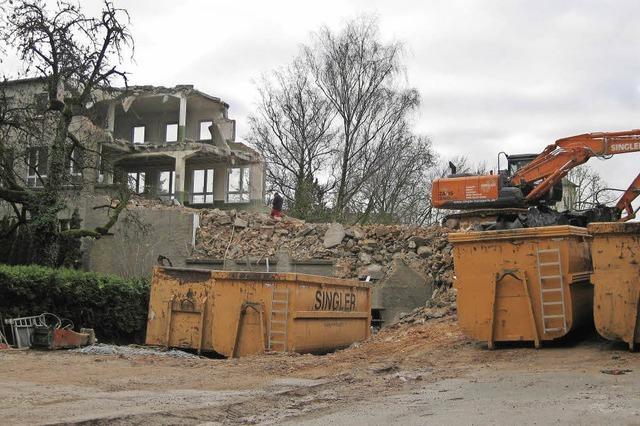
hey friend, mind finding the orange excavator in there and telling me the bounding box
[432,129,640,228]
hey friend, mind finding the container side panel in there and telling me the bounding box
[235,307,267,357]
[145,267,214,350]
[289,280,371,353]
[211,280,267,357]
[451,227,593,345]
[591,232,640,345]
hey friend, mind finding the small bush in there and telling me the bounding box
[0,264,149,343]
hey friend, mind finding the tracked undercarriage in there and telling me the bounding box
[443,205,621,231]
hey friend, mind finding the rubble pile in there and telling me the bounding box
[392,287,458,326]
[72,343,199,359]
[193,209,454,286]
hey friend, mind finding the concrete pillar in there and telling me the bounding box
[173,153,187,203]
[178,96,187,142]
[213,163,227,203]
[249,162,265,202]
[104,170,114,185]
[106,102,115,133]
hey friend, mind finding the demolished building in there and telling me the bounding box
[2,79,265,209]
[0,78,266,270]
[95,84,264,208]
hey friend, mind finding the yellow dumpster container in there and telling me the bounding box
[588,222,640,350]
[145,267,371,357]
[449,226,593,348]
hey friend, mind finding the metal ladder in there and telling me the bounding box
[268,288,289,352]
[536,248,568,334]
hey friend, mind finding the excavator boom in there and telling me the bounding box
[512,130,640,202]
[616,172,640,222]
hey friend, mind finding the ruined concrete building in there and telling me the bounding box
[1,78,266,275]
[97,85,264,208]
[2,78,265,209]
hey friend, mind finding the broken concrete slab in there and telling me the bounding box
[323,223,346,248]
[233,218,248,228]
[352,226,365,239]
[358,252,373,265]
[417,246,433,257]
[371,259,434,325]
[360,263,384,280]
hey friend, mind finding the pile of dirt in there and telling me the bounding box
[192,209,454,285]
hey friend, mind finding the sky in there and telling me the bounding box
[6,0,640,192]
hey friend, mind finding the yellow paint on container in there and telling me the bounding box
[145,267,371,357]
[449,226,592,348]
[588,222,640,350]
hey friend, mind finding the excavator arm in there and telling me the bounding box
[616,172,640,222]
[511,130,640,202]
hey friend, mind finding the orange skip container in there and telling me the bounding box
[449,226,593,348]
[145,266,371,357]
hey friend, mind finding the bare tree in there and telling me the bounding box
[0,0,133,266]
[304,17,420,220]
[247,59,335,220]
[566,165,616,210]
[357,132,435,224]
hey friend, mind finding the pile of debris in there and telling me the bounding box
[392,287,458,326]
[193,209,454,286]
[72,343,199,359]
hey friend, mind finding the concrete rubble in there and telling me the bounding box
[71,343,199,359]
[192,209,454,287]
[392,287,458,326]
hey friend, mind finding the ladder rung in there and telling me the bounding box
[540,275,562,279]
[543,315,565,319]
[270,330,286,334]
[272,300,287,304]
[271,309,287,313]
[271,320,286,324]
[539,262,560,266]
[543,302,563,306]
[537,249,560,253]
[272,291,289,295]
[270,340,285,344]
[542,288,562,293]
[544,327,563,332]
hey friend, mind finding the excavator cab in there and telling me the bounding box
[505,154,538,175]
[505,154,563,206]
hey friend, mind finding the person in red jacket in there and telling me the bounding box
[271,192,283,219]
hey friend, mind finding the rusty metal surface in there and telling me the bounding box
[145,267,371,357]
[450,226,593,346]
[588,222,640,235]
[448,225,591,243]
[588,223,640,349]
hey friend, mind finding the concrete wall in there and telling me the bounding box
[113,106,180,143]
[82,204,198,278]
[185,257,335,276]
[371,259,434,326]
[113,96,228,143]
[184,104,228,141]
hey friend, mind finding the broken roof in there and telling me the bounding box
[109,84,229,108]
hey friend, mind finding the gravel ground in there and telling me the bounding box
[1,317,639,425]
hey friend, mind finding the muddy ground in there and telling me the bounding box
[1,317,639,425]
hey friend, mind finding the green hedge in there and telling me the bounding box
[0,264,149,343]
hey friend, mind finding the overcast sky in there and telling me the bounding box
[7,0,640,191]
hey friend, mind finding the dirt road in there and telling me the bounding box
[1,318,639,425]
